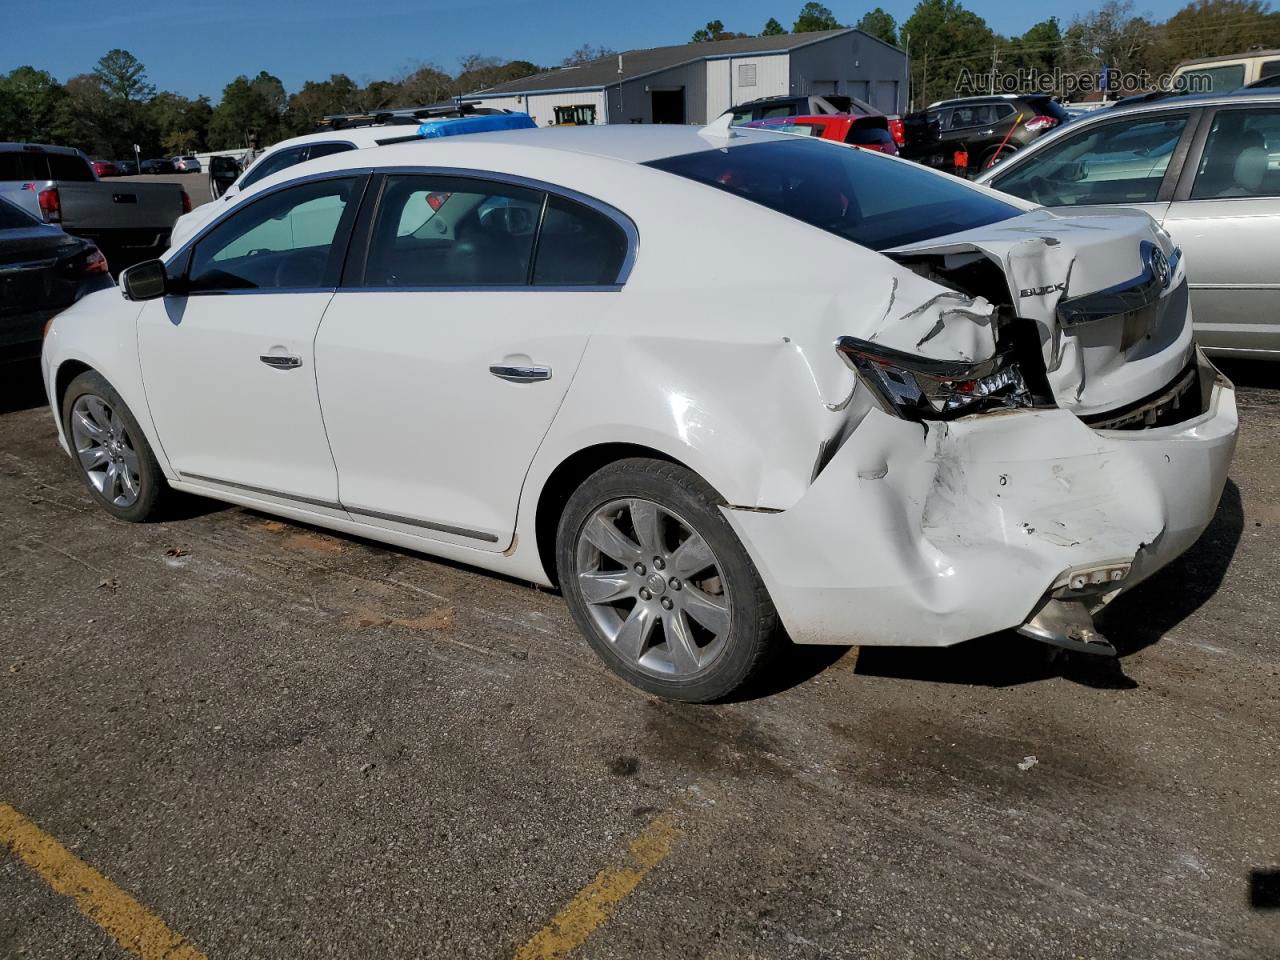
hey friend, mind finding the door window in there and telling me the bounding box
[239,146,307,189]
[533,195,630,286]
[990,113,1189,206]
[1190,108,1280,199]
[1260,60,1280,83]
[948,105,994,130]
[187,177,358,291]
[363,175,542,286]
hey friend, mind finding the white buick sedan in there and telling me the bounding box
[43,125,1238,701]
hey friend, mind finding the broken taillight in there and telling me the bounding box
[836,337,1032,420]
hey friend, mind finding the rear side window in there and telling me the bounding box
[1191,107,1280,199]
[533,195,629,286]
[646,138,1019,251]
[948,105,994,129]
[48,153,95,180]
[1260,60,1280,82]
[1181,64,1246,93]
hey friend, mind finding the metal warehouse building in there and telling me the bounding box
[462,28,908,126]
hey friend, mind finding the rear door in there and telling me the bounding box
[315,171,634,551]
[1162,103,1280,355]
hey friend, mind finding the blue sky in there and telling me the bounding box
[12,0,1192,99]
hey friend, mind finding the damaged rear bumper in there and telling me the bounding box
[723,348,1237,647]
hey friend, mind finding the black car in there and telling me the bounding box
[140,158,176,174]
[114,159,139,176]
[0,197,114,364]
[899,94,1071,174]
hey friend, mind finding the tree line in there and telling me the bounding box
[2,0,1278,160]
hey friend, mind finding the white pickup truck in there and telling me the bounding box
[0,142,188,274]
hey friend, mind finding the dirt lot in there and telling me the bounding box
[1,358,1277,959]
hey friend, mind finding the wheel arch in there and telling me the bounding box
[53,358,94,421]
[534,442,715,587]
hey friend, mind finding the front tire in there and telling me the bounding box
[556,458,781,702]
[61,370,171,522]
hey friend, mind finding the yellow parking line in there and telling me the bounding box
[514,813,678,960]
[0,802,207,960]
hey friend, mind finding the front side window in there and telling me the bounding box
[1191,108,1280,199]
[991,113,1189,206]
[647,138,1019,251]
[239,146,306,189]
[187,177,358,291]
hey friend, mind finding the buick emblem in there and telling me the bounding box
[1149,246,1171,289]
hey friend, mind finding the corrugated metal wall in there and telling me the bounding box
[705,60,731,120]
[729,54,790,108]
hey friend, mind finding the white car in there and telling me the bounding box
[42,125,1238,701]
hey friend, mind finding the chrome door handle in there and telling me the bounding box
[489,364,551,383]
[260,354,302,370]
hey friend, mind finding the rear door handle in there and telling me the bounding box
[260,354,302,370]
[489,364,551,383]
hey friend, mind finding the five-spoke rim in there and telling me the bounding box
[575,498,731,679]
[69,394,141,508]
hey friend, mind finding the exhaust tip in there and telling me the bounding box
[1018,598,1117,657]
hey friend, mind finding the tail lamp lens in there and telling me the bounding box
[836,336,1032,420]
[37,187,61,223]
[1024,115,1060,133]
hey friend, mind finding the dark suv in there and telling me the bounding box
[899,95,1071,174]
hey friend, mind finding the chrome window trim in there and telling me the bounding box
[365,165,639,287]
[179,472,500,543]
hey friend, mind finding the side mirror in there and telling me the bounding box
[120,259,168,301]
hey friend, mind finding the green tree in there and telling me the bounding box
[454,55,544,94]
[1153,0,1280,72]
[692,20,749,42]
[56,74,118,157]
[284,74,361,134]
[903,0,997,104]
[856,7,899,45]
[793,2,841,33]
[397,63,453,105]
[148,91,212,154]
[0,67,68,143]
[1003,18,1063,78]
[208,73,285,150]
[93,49,154,103]
[761,17,787,36]
[1063,1,1155,77]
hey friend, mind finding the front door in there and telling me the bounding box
[316,173,633,550]
[1162,104,1280,355]
[138,175,365,502]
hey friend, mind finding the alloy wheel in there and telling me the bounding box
[69,394,142,508]
[575,497,732,678]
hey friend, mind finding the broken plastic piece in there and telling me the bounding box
[1018,598,1117,657]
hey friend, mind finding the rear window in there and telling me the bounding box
[0,149,92,181]
[645,138,1019,251]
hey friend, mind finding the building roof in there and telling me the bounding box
[465,29,890,98]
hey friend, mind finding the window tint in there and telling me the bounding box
[993,103,1016,120]
[647,139,1019,252]
[1261,60,1280,82]
[948,105,994,130]
[48,153,94,180]
[239,146,306,189]
[533,195,629,285]
[306,142,355,161]
[187,177,357,291]
[991,114,1188,207]
[761,105,796,120]
[364,175,542,287]
[1181,64,1246,93]
[0,151,48,180]
[1191,108,1280,199]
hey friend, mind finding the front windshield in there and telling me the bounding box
[646,138,1020,251]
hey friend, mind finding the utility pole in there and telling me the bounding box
[991,44,1000,95]
[903,32,910,114]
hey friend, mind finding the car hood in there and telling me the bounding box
[167,200,226,253]
[880,205,1193,416]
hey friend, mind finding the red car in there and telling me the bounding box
[743,114,898,155]
[91,160,121,178]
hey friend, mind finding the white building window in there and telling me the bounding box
[738,63,757,87]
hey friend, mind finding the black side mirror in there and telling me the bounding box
[120,259,168,301]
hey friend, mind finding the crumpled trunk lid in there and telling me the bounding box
[886,206,1194,418]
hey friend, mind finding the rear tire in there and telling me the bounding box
[61,370,171,522]
[556,458,781,702]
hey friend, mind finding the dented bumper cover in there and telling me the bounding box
[723,348,1237,647]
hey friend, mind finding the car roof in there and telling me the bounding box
[0,142,86,156]
[1081,87,1280,119]
[261,126,423,153]
[1177,49,1280,68]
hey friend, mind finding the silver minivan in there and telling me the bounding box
[977,90,1280,360]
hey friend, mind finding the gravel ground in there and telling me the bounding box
[1,358,1277,959]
